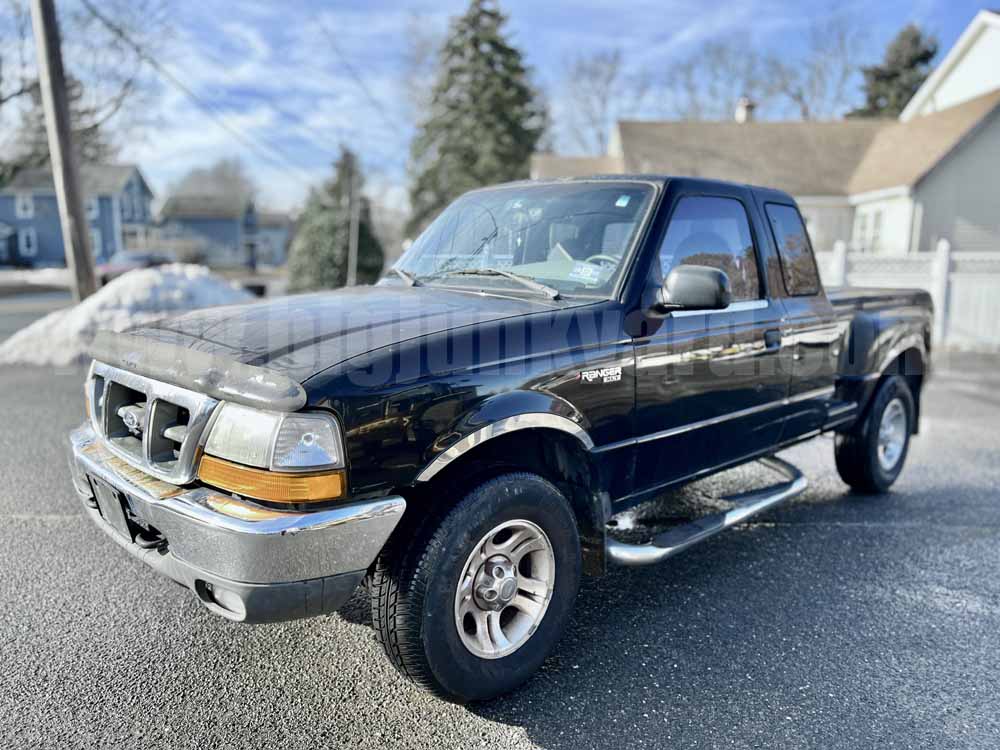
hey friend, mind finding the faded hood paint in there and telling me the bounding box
[122,284,559,385]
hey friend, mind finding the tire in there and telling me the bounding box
[369,472,581,703]
[835,374,915,493]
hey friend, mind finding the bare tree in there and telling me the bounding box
[664,39,771,121]
[0,0,170,183]
[765,14,870,120]
[169,157,258,201]
[400,12,444,124]
[561,48,652,154]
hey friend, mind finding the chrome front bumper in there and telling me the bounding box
[68,423,405,623]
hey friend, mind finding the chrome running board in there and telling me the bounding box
[606,456,807,567]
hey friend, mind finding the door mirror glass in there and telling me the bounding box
[655,264,732,312]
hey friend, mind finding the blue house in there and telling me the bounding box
[0,164,154,267]
[158,194,293,268]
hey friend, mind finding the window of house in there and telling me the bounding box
[122,194,132,220]
[86,197,100,221]
[90,228,102,257]
[18,228,37,257]
[657,196,761,302]
[870,210,883,252]
[852,212,866,250]
[765,203,821,296]
[15,193,34,219]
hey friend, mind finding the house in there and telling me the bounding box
[157,194,293,268]
[0,164,154,267]
[532,9,1000,257]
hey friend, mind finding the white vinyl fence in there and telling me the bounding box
[815,240,1000,351]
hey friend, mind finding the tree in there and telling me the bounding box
[287,148,384,292]
[169,158,258,200]
[406,0,546,236]
[0,0,169,185]
[765,14,869,120]
[561,48,651,154]
[6,76,118,182]
[849,24,938,118]
[664,39,772,121]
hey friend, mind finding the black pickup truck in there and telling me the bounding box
[68,176,932,702]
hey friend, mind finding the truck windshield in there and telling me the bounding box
[395,181,655,297]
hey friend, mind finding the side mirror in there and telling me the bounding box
[654,264,731,313]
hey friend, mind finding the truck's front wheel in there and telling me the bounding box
[369,472,581,703]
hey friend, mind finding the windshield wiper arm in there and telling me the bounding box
[387,267,420,286]
[442,268,561,300]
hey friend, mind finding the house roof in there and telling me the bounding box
[531,87,1000,197]
[159,194,250,220]
[2,164,150,196]
[159,194,292,226]
[849,87,1000,194]
[609,118,889,196]
[900,9,1000,122]
[530,154,625,179]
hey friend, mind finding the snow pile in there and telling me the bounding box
[0,267,71,290]
[0,264,254,367]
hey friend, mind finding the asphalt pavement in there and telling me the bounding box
[1,326,999,747]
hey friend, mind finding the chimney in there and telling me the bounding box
[734,96,756,124]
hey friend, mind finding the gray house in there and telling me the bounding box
[158,194,293,268]
[0,164,154,267]
[533,9,1000,258]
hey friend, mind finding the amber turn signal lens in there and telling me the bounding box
[198,455,345,503]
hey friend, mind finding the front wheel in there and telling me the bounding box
[369,473,581,703]
[835,374,915,493]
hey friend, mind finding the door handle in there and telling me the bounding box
[764,329,782,350]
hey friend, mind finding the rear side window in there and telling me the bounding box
[657,196,761,301]
[765,203,821,296]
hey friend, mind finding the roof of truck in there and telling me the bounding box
[515,174,798,204]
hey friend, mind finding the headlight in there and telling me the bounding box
[199,403,346,503]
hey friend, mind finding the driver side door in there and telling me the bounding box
[631,190,788,495]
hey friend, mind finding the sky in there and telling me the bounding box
[76,0,1000,213]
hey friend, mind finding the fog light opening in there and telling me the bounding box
[195,580,247,620]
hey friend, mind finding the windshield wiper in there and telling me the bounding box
[441,268,561,300]
[387,267,420,286]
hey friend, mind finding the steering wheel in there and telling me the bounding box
[584,254,619,268]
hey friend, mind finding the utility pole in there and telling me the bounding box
[30,0,97,301]
[346,161,360,287]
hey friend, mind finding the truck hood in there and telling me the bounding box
[123,284,559,384]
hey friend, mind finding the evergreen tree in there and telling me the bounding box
[406,0,546,236]
[849,25,938,118]
[287,148,384,292]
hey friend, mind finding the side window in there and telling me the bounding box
[765,203,821,296]
[658,196,761,301]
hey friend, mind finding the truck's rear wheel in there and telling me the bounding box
[369,473,581,703]
[835,374,914,493]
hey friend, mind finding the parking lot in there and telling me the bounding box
[1,347,999,749]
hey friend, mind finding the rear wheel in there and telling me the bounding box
[835,374,914,493]
[369,472,581,703]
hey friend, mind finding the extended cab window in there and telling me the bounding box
[658,196,761,302]
[765,203,821,296]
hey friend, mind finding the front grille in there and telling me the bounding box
[87,361,219,484]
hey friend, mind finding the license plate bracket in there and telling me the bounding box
[90,476,132,540]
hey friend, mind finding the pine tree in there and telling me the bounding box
[406,0,546,236]
[849,25,938,118]
[287,148,384,292]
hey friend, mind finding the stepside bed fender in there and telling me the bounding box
[838,311,928,427]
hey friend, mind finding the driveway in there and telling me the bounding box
[0,355,998,749]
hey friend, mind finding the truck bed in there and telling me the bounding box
[827,286,933,314]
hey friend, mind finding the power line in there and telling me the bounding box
[316,18,400,138]
[80,0,318,189]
